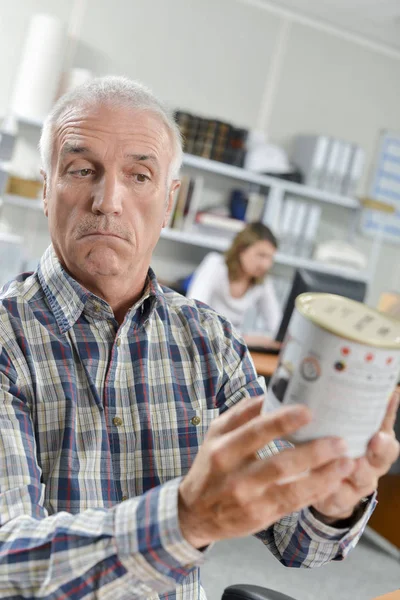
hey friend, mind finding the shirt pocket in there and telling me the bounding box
[151,407,220,480]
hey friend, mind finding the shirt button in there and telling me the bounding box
[121,495,128,501]
[191,416,201,426]
[113,417,123,427]
[116,338,121,347]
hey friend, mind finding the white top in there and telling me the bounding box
[187,252,282,336]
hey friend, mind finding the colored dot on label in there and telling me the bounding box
[334,361,346,372]
[341,347,350,356]
[386,357,393,365]
[365,353,374,362]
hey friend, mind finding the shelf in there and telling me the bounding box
[182,153,360,210]
[0,231,23,244]
[2,194,43,211]
[160,227,370,282]
[17,116,44,128]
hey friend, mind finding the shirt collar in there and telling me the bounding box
[37,245,163,334]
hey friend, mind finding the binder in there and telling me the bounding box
[291,135,330,188]
[320,138,342,191]
[291,201,308,254]
[279,198,297,253]
[245,191,266,223]
[300,204,322,257]
[342,145,365,197]
[334,142,353,194]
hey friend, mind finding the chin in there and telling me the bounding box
[82,245,125,277]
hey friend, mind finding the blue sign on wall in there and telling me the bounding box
[362,131,400,243]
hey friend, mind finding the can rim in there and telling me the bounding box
[295,292,400,349]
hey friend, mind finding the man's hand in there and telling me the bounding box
[311,390,400,524]
[178,396,354,549]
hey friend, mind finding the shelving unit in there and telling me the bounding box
[182,153,360,210]
[2,194,42,211]
[160,227,369,282]
[163,153,370,284]
[0,155,373,284]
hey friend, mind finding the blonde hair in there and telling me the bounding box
[225,221,278,284]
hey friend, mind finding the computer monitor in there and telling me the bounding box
[275,269,367,342]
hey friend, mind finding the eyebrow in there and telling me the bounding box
[124,153,159,163]
[60,143,91,157]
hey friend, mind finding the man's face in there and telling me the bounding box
[44,103,179,284]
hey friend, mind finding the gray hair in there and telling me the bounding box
[39,75,183,182]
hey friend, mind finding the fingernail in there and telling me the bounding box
[336,458,353,474]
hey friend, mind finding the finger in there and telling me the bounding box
[312,479,375,519]
[347,457,371,488]
[367,431,400,469]
[267,457,354,520]
[210,405,312,471]
[208,396,264,438]
[380,389,400,433]
[240,436,350,488]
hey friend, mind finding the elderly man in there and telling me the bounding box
[0,76,398,600]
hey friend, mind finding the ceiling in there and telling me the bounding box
[263,0,400,51]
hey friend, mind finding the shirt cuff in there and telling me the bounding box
[115,477,207,591]
[301,491,377,559]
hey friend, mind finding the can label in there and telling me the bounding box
[265,308,400,458]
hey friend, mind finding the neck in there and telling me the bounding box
[76,271,148,326]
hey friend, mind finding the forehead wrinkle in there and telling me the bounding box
[54,107,172,174]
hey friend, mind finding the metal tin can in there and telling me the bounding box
[264,293,400,458]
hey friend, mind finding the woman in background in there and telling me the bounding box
[187,222,282,348]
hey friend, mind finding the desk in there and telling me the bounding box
[373,591,400,599]
[250,351,279,378]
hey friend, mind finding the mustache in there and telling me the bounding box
[75,217,132,241]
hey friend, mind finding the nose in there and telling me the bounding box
[91,172,123,216]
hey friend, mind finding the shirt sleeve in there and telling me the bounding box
[186,252,223,306]
[0,344,205,599]
[256,277,283,338]
[213,326,375,568]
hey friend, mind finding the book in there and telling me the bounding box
[170,174,192,230]
[182,176,204,231]
[195,212,246,232]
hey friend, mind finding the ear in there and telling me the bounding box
[162,179,180,228]
[41,169,49,217]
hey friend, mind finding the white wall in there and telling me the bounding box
[1,0,400,305]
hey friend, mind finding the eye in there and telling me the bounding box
[77,168,95,177]
[134,173,150,183]
[69,168,95,178]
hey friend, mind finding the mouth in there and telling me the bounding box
[81,232,125,241]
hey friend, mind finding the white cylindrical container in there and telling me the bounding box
[11,14,67,123]
[60,68,93,95]
[264,293,400,458]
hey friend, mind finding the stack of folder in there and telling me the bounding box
[291,134,365,196]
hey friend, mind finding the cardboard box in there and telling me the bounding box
[6,175,42,199]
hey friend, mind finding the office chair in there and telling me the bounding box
[222,583,298,600]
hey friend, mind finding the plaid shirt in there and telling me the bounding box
[0,246,375,600]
